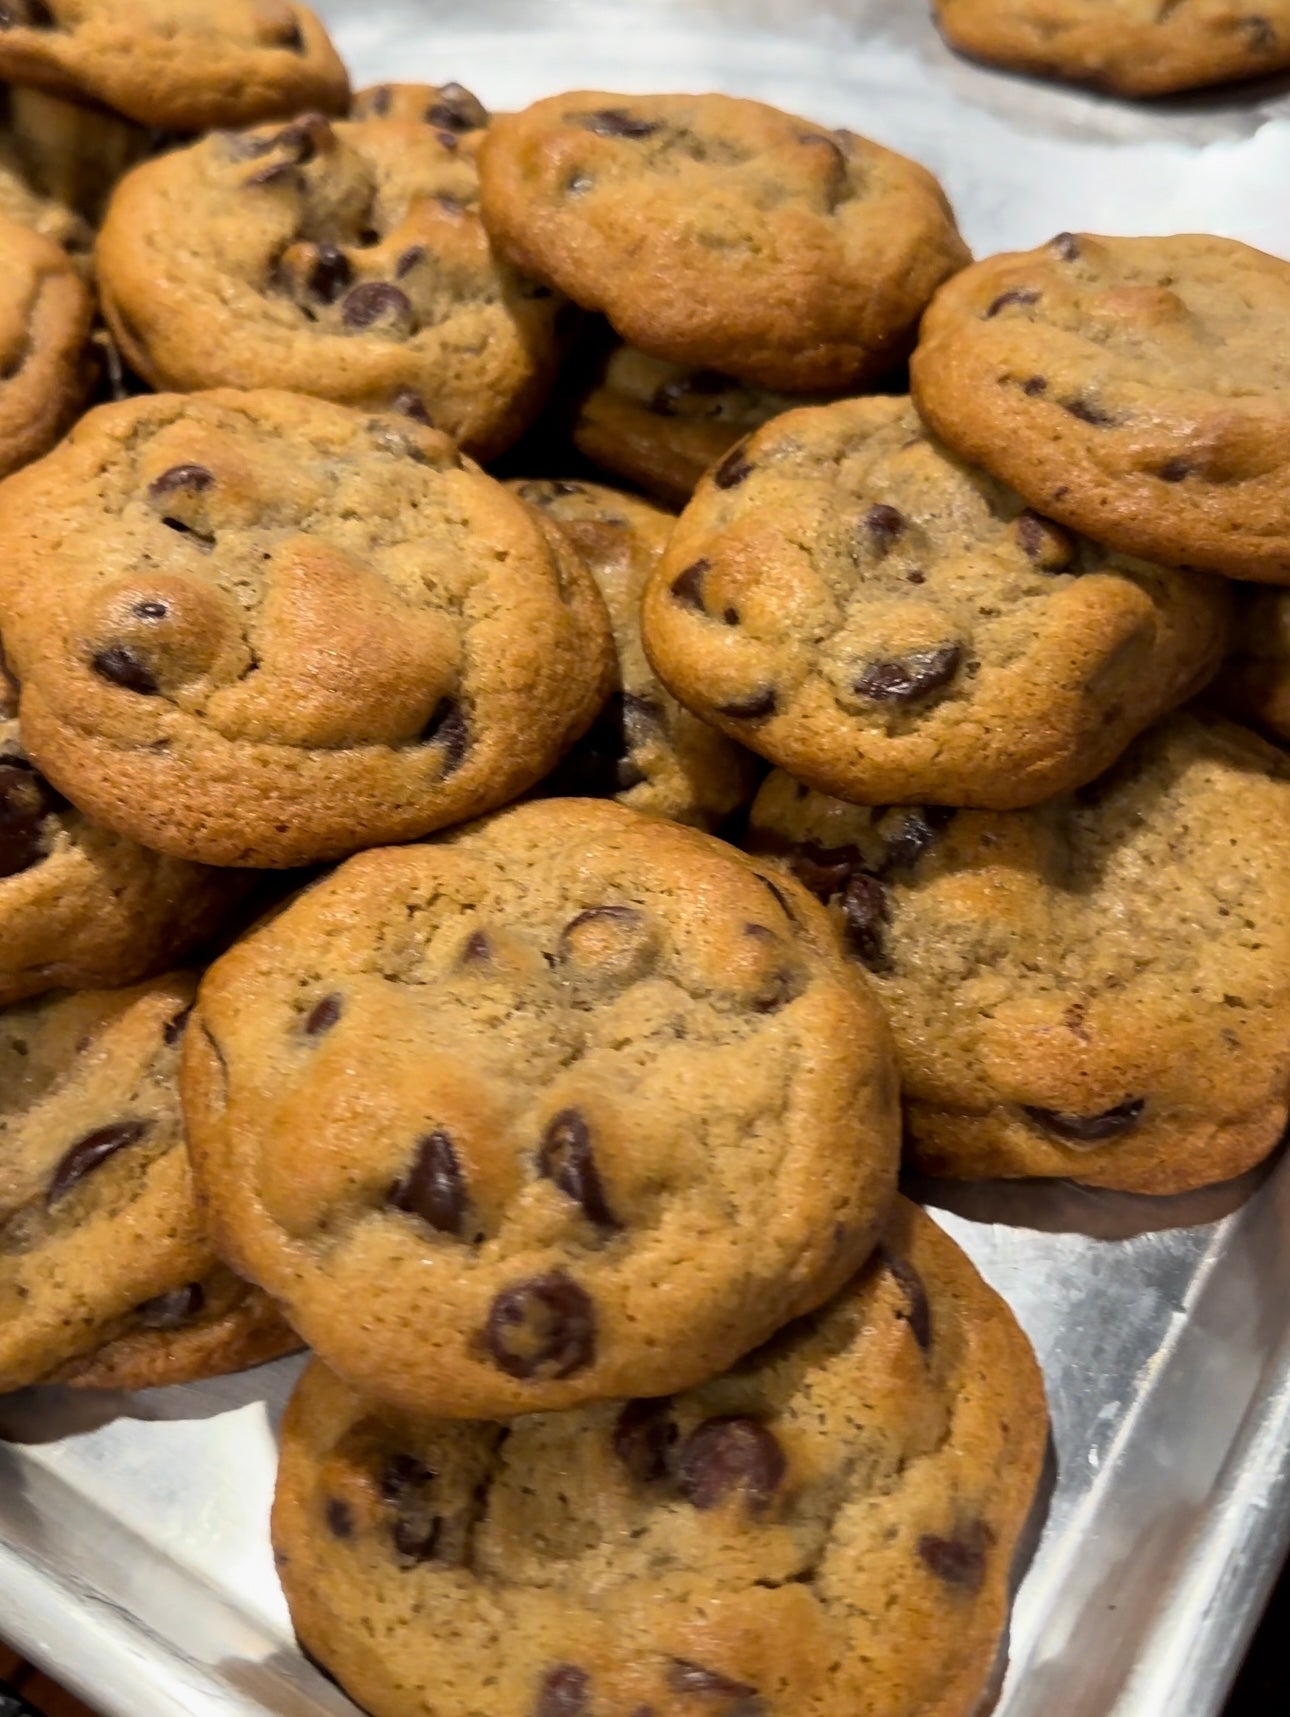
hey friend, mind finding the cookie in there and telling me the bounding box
[478,91,969,392]
[934,1,1290,97]
[0,389,614,868]
[0,2,349,132]
[272,1198,1046,1717]
[573,342,831,509]
[96,111,562,460]
[183,798,899,1418]
[509,479,760,828]
[748,709,1290,1194]
[641,395,1229,809]
[911,232,1290,585]
[1212,585,1290,744]
[350,81,490,134]
[0,209,94,477]
[0,974,297,1393]
[0,705,249,1007]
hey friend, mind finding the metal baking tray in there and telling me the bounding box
[3,4,1289,1715]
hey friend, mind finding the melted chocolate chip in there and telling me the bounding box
[865,503,906,551]
[879,1249,932,1351]
[1063,397,1116,427]
[389,1130,469,1236]
[840,871,890,972]
[788,842,864,902]
[717,688,777,720]
[678,1417,785,1512]
[136,1282,206,1330]
[670,559,710,611]
[881,806,955,873]
[163,1004,194,1046]
[324,1498,354,1539]
[668,1660,760,1701]
[422,699,469,773]
[91,645,159,695]
[341,282,412,329]
[538,1110,618,1229]
[307,244,352,303]
[579,108,662,138]
[713,444,754,489]
[48,1120,152,1206]
[918,1521,993,1592]
[985,287,1040,318]
[613,1398,678,1483]
[649,369,729,415]
[854,644,961,704]
[1158,457,1193,482]
[484,1271,596,1379]
[304,993,342,1036]
[149,464,215,498]
[1051,232,1081,262]
[426,83,489,131]
[0,758,59,879]
[535,1665,591,1717]
[1023,1098,1146,1144]
[394,388,432,424]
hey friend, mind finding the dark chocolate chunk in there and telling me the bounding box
[461,929,491,962]
[48,1120,152,1206]
[149,464,215,498]
[1062,397,1116,427]
[422,698,469,774]
[840,871,890,972]
[307,244,352,303]
[670,559,710,611]
[1022,375,1048,396]
[612,1398,678,1484]
[1158,457,1193,482]
[1022,1098,1146,1144]
[0,757,59,879]
[304,993,342,1036]
[717,688,776,720]
[985,287,1040,318]
[136,1282,206,1330]
[426,83,489,131]
[854,644,961,704]
[91,645,159,695]
[713,444,753,489]
[538,1109,618,1229]
[389,1130,469,1236]
[678,1416,785,1512]
[880,806,954,874]
[788,842,865,903]
[379,1452,435,1502]
[484,1271,596,1379]
[918,1521,993,1592]
[535,1665,591,1717]
[579,108,663,138]
[341,282,413,329]
[879,1248,932,1351]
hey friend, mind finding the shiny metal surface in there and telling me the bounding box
[2,4,1288,1714]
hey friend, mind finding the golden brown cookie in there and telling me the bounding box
[935,1,1290,97]
[96,111,562,459]
[1211,584,1290,743]
[0,2,349,131]
[0,208,94,476]
[509,478,760,827]
[184,799,900,1419]
[272,1199,1046,1717]
[0,389,613,868]
[350,80,490,135]
[748,709,1290,1194]
[912,232,1290,585]
[478,91,969,391]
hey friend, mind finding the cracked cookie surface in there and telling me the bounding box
[0,209,94,476]
[911,232,1290,585]
[97,110,561,459]
[934,1,1290,96]
[0,1,349,131]
[640,396,1228,809]
[0,973,296,1391]
[0,389,613,868]
[478,91,969,392]
[747,709,1290,1193]
[184,798,899,1418]
[509,479,759,829]
[271,1198,1046,1717]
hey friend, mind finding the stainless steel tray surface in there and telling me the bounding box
[3,5,1289,1716]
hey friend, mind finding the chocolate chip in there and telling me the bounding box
[149,464,215,498]
[713,444,754,489]
[1051,232,1081,262]
[670,559,710,611]
[324,1498,354,1539]
[579,108,662,138]
[1063,397,1116,427]
[865,503,906,551]
[1014,509,1075,572]
[389,1130,469,1237]
[392,1515,442,1565]
[380,1452,445,1565]
[426,83,489,131]
[380,1452,435,1502]
[304,993,342,1036]
[649,369,729,415]
[1022,1098,1146,1144]
[985,287,1040,318]
[0,758,58,879]
[840,871,890,972]
[136,1282,206,1330]
[538,1109,618,1229]
[535,1665,591,1717]
[461,929,491,962]
[918,1522,993,1592]
[788,842,864,902]
[484,1271,596,1379]
[667,1659,760,1702]
[678,1417,785,1512]
[717,689,776,720]
[163,1004,194,1046]
[855,644,961,704]
[48,1120,151,1206]
[613,1398,678,1483]
[881,806,955,873]
[277,16,305,53]
[91,645,159,695]
[393,388,432,425]
[1158,457,1193,482]
[357,85,392,117]
[422,698,469,774]
[1022,375,1048,396]
[396,245,426,277]
[879,1248,932,1351]
[341,282,412,329]
[307,244,351,303]
[133,599,169,620]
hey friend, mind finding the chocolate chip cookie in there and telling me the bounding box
[478,91,969,392]
[350,80,490,135]
[509,479,760,827]
[0,209,94,476]
[641,396,1229,809]
[573,342,832,509]
[184,798,899,1418]
[912,232,1290,585]
[748,709,1290,1194]
[1212,585,1290,744]
[0,706,249,1006]
[0,2,349,132]
[0,974,297,1393]
[272,1197,1046,1717]
[935,1,1290,97]
[0,389,613,868]
[96,111,562,460]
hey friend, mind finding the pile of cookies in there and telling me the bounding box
[1,5,1288,1717]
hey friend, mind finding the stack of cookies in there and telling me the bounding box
[0,5,1287,1715]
